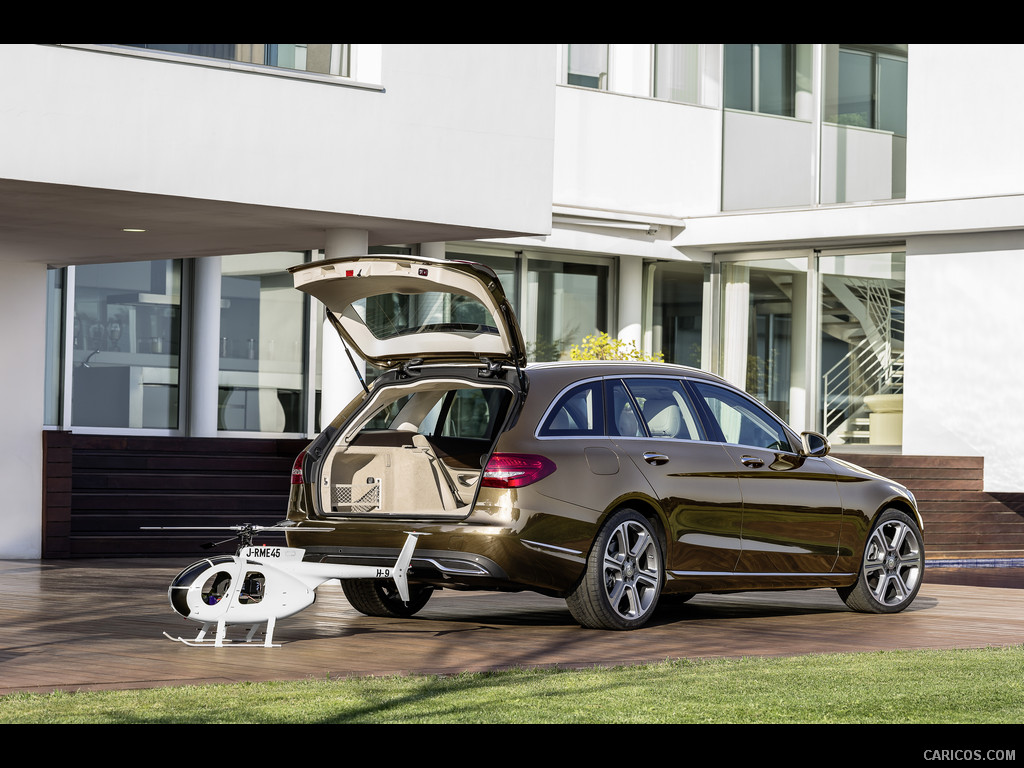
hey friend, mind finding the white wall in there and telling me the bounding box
[722,111,814,210]
[906,44,1024,201]
[903,232,1024,491]
[820,124,895,204]
[0,260,47,558]
[553,86,721,216]
[0,44,555,236]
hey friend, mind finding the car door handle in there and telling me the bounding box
[740,455,765,468]
[643,452,669,465]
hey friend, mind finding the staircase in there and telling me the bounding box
[821,277,905,444]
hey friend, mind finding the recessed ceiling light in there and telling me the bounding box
[122,227,147,233]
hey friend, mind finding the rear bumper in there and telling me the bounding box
[291,523,589,597]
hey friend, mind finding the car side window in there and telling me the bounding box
[539,381,603,436]
[690,381,792,451]
[606,379,644,437]
[623,378,704,440]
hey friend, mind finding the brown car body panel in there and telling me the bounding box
[285,361,921,600]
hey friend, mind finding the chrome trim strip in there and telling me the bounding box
[416,557,491,576]
[521,539,583,556]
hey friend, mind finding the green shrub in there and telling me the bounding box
[569,332,664,362]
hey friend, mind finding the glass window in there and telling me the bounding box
[450,251,520,317]
[836,48,874,128]
[44,268,65,426]
[623,378,704,441]
[360,292,498,341]
[540,381,603,437]
[691,380,792,451]
[725,43,795,117]
[219,253,307,433]
[653,44,699,104]
[648,261,706,367]
[567,44,608,89]
[447,250,611,364]
[116,44,349,77]
[718,259,803,424]
[71,260,182,429]
[525,259,610,362]
[606,380,644,437]
[438,387,510,439]
[829,45,908,136]
[877,55,908,136]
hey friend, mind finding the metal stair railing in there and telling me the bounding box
[821,279,904,442]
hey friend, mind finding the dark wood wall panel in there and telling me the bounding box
[40,436,1024,559]
[43,432,308,558]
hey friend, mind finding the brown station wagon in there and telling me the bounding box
[283,255,925,630]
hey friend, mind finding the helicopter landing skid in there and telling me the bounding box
[163,616,280,648]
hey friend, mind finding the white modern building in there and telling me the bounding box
[3,43,1024,559]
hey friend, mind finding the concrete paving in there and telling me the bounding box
[0,558,1021,695]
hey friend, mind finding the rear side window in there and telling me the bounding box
[539,381,603,436]
[623,378,704,440]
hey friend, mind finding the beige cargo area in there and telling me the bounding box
[318,379,514,518]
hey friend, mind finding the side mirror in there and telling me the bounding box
[800,431,831,457]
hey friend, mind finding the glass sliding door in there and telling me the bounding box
[718,256,811,429]
[449,250,520,317]
[446,249,612,364]
[44,267,65,426]
[218,252,307,433]
[525,258,610,362]
[819,251,905,445]
[71,260,183,429]
[647,261,706,367]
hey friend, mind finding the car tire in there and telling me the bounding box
[341,579,434,618]
[837,508,924,614]
[566,508,664,630]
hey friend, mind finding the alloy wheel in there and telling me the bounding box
[601,518,661,621]
[862,517,922,607]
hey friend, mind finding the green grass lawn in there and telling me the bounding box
[2,646,1022,724]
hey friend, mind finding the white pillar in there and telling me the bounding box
[721,263,750,390]
[189,255,221,437]
[0,260,47,558]
[788,270,808,432]
[617,256,643,347]
[321,229,369,427]
[419,242,446,260]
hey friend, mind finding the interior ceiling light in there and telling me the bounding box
[121,227,147,232]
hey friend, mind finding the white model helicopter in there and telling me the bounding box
[151,522,424,647]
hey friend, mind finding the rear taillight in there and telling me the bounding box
[291,451,306,485]
[481,453,556,488]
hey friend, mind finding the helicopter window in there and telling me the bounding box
[239,571,265,604]
[201,571,233,605]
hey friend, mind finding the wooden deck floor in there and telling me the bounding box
[1,558,1022,695]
